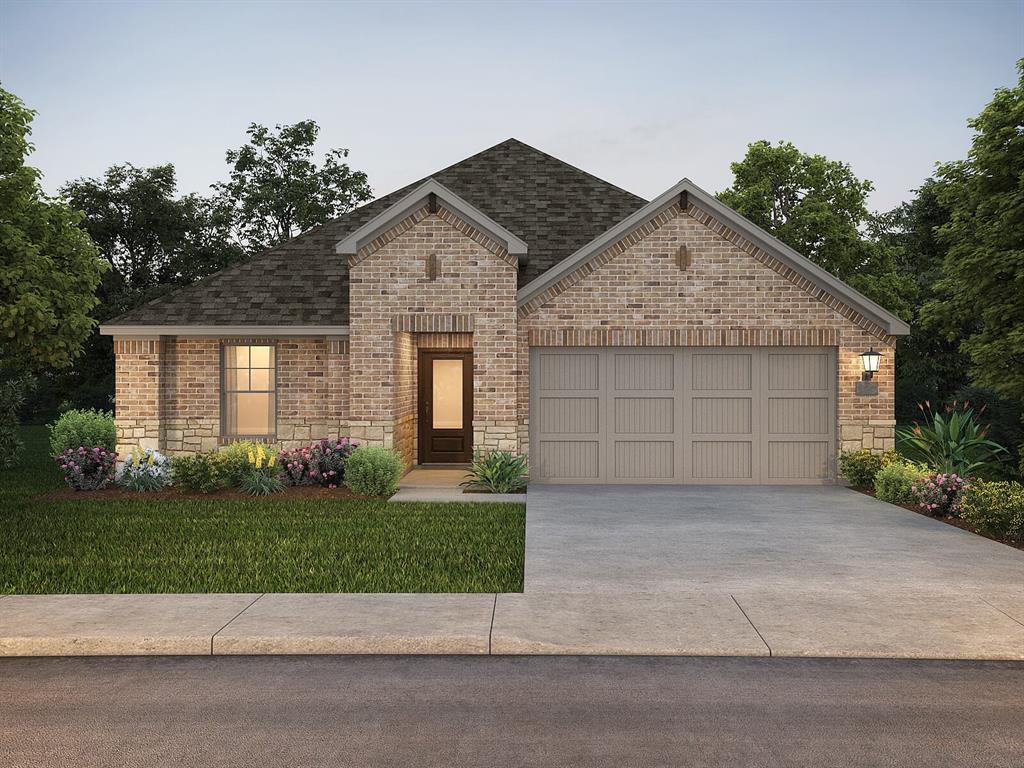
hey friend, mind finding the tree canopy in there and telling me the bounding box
[214,120,372,253]
[62,163,244,295]
[718,140,916,319]
[923,59,1024,404]
[0,85,105,373]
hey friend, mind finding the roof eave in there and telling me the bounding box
[99,325,350,337]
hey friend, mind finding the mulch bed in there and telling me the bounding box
[852,487,1024,552]
[43,485,368,502]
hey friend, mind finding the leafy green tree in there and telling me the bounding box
[0,85,105,373]
[24,164,247,421]
[718,140,915,319]
[61,163,243,292]
[872,180,967,421]
[215,120,372,252]
[923,60,1024,404]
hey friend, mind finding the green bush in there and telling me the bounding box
[0,375,33,469]
[172,452,226,493]
[48,408,116,456]
[960,480,1024,542]
[839,450,884,488]
[344,446,404,497]
[874,459,928,505]
[218,440,276,487]
[461,449,528,493]
[897,402,1006,476]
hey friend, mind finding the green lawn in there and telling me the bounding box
[0,427,525,594]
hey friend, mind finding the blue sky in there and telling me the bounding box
[1,0,1021,211]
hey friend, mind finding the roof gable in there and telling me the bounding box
[517,179,911,337]
[336,179,528,261]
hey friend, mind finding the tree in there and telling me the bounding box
[923,60,1024,404]
[718,140,915,319]
[0,85,105,373]
[61,163,243,293]
[214,120,372,252]
[26,164,247,420]
[872,180,969,422]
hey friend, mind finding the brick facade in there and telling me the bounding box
[112,195,896,473]
[346,207,518,467]
[517,204,896,461]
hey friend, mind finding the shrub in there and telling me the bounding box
[48,409,116,456]
[897,401,1006,476]
[117,447,173,492]
[344,446,404,497]
[911,472,969,517]
[874,459,929,506]
[54,446,117,490]
[279,438,357,488]
[219,440,276,487]
[172,452,226,494]
[0,375,34,469]
[839,450,883,488]
[461,450,528,493]
[960,481,1024,542]
[239,443,284,496]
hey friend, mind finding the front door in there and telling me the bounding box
[418,350,473,463]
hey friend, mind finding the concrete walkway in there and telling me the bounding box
[2,485,1022,658]
[389,466,525,503]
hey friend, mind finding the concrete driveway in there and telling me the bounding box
[488,485,1024,658]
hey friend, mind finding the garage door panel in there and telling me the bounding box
[692,353,752,391]
[768,397,829,435]
[531,346,835,484]
[768,441,830,480]
[538,397,599,434]
[614,397,674,434]
[692,397,752,435]
[613,353,674,390]
[767,352,830,391]
[539,352,600,390]
[614,441,674,479]
[692,441,753,479]
[538,440,599,479]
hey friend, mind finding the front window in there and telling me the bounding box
[222,344,276,438]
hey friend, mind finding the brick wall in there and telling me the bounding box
[113,336,349,456]
[518,205,897,461]
[347,209,518,466]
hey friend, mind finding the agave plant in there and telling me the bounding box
[461,449,528,494]
[896,401,1007,476]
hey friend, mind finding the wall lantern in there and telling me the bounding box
[860,347,882,381]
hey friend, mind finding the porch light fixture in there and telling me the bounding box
[860,347,881,381]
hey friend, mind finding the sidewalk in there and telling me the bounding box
[2,587,1022,659]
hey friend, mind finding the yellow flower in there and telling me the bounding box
[268,454,276,468]
[147,452,155,466]
[247,449,255,465]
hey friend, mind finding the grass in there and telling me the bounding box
[0,426,525,594]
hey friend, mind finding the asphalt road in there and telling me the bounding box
[2,656,1022,767]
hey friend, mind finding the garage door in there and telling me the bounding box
[530,347,836,484]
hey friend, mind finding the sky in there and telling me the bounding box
[1,0,1022,212]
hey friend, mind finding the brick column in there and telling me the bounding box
[113,337,164,456]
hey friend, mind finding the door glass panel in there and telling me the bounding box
[432,358,463,430]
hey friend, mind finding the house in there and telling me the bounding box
[100,139,909,484]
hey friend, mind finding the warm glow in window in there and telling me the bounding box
[432,358,463,429]
[223,345,276,437]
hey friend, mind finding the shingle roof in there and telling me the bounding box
[107,139,646,327]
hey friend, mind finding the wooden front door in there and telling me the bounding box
[418,350,473,463]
